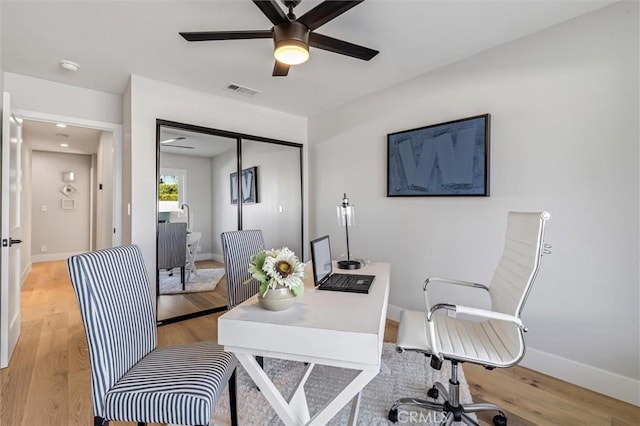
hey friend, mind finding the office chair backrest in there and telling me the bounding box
[221,229,266,309]
[67,245,157,418]
[489,211,549,317]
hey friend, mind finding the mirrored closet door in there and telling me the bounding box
[156,120,303,325]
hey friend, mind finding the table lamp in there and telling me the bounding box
[336,193,361,270]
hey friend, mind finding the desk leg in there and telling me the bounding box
[288,363,315,424]
[347,391,362,426]
[235,353,306,426]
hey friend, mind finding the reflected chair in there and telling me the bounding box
[68,245,238,426]
[388,211,550,426]
[158,222,188,288]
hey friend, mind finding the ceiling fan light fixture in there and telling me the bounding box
[273,21,309,65]
[274,40,309,65]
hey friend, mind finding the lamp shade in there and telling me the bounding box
[273,22,310,66]
[274,40,309,65]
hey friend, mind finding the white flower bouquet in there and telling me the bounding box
[246,247,306,297]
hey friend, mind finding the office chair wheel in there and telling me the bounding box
[388,408,399,423]
[492,414,507,426]
[427,387,439,399]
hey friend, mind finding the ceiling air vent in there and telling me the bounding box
[225,83,261,97]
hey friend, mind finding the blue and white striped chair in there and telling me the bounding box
[220,229,266,310]
[221,230,267,371]
[68,245,238,426]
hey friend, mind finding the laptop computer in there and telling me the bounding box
[310,235,375,294]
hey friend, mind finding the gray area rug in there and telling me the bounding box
[159,268,225,295]
[211,342,474,425]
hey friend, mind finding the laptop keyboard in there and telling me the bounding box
[330,274,351,288]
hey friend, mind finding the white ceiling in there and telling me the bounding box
[160,126,236,158]
[1,0,614,119]
[23,119,102,155]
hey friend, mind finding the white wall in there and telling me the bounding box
[96,131,114,249]
[0,1,3,96]
[122,81,132,245]
[129,75,307,287]
[20,142,32,282]
[4,73,121,124]
[31,151,92,261]
[308,2,639,405]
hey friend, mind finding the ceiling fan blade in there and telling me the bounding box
[161,136,186,144]
[165,145,194,150]
[309,32,378,61]
[272,61,290,77]
[252,0,289,26]
[297,1,363,31]
[180,30,272,42]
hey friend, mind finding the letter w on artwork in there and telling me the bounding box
[397,128,476,190]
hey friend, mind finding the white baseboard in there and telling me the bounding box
[195,252,213,262]
[386,303,640,407]
[386,303,403,322]
[31,252,83,263]
[20,263,32,288]
[521,347,640,406]
[195,252,225,263]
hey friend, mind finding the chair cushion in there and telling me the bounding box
[397,310,524,367]
[104,341,237,425]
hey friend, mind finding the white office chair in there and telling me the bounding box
[388,211,550,426]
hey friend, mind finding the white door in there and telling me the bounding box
[1,92,23,368]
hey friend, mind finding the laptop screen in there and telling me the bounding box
[310,235,333,285]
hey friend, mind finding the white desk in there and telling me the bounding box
[218,262,390,426]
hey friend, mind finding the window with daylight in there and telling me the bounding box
[158,168,186,212]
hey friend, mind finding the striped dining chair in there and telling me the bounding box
[68,245,238,426]
[220,229,266,310]
[221,230,266,371]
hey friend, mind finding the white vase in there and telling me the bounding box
[258,284,296,311]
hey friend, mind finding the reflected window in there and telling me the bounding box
[159,168,186,213]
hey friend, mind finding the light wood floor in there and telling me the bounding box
[157,260,228,321]
[1,260,638,425]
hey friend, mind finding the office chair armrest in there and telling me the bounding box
[427,303,524,328]
[423,277,489,292]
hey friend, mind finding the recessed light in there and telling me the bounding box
[60,143,69,147]
[59,60,80,72]
[56,123,67,128]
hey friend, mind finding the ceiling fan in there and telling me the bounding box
[160,136,194,149]
[179,0,379,77]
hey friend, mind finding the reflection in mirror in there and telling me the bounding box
[157,125,236,323]
[240,139,302,256]
[157,121,304,325]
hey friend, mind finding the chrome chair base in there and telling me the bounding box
[388,362,507,426]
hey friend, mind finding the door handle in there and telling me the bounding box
[9,238,22,246]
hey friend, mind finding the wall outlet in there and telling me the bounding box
[40,245,47,252]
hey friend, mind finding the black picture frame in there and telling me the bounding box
[230,166,258,204]
[387,114,490,197]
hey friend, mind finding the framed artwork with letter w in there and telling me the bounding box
[387,114,490,197]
